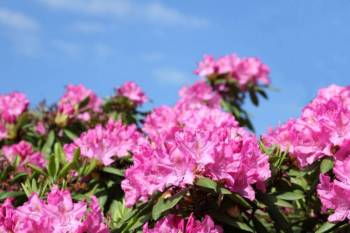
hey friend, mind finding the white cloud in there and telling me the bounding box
[152,68,191,85]
[51,39,81,57]
[36,0,209,28]
[140,51,165,62]
[0,7,39,31]
[70,21,106,33]
[37,0,131,17]
[144,3,209,28]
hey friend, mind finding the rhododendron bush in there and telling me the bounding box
[0,53,348,232]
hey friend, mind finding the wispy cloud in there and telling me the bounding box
[0,8,41,56]
[37,0,209,28]
[140,51,165,62]
[37,0,131,17]
[152,67,192,85]
[69,21,106,33]
[144,3,209,28]
[51,39,81,57]
[0,7,39,31]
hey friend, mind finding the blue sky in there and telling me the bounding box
[0,0,350,134]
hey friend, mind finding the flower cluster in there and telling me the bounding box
[57,84,102,122]
[143,214,223,233]
[116,81,148,106]
[64,119,145,165]
[2,140,46,172]
[194,54,270,90]
[0,92,29,140]
[263,85,350,167]
[0,186,108,233]
[122,87,270,206]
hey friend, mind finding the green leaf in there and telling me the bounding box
[320,158,334,174]
[11,173,27,183]
[152,190,186,220]
[63,129,78,141]
[47,154,59,179]
[27,163,46,175]
[277,190,304,201]
[196,177,250,208]
[315,222,336,233]
[58,161,74,178]
[54,142,66,164]
[257,193,292,233]
[83,159,98,176]
[42,130,55,157]
[102,167,125,177]
[249,89,259,106]
[12,155,21,169]
[0,191,25,200]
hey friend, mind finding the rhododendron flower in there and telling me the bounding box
[0,92,29,124]
[263,85,350,167]
[2,140,46,171]
[35,121,46,135]
[317,174,350,222]
[57,84,101,120]
[0,186,109,233]
[143,214,223,233]
[177,80,222,109]
[64,119,145,165]
[194,53,270,90]
[123,104,270,206]
[117,81,148,106]
[194,55,217,77]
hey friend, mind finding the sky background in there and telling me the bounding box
[0,0,350,134]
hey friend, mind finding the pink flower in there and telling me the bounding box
[194,55,217,77]
[143,214,223,233]
[64,119,145,165]
[234,57,270,88]
[117,81,148,106]
[216,54,240,75]
[35,121,47,135]
[263,85,350,167]
[57,84,101,120]
[317,174,350,222]
[123,104,269,206]
[1,186,109,233]
[2,140,46,172]
[0,92,29,124]
[177,80,222,110]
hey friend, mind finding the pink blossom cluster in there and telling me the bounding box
[0,92,29,140]
[64,119,145,166]
[263,85,350,167]
[0,186,108,233]
[2,140,46,172]
[57,84,102,121]
[143,214,222,233]
[123,91,270,206]
[194,54,270,89]
[177,80,222,110]
[317,140,350,223]
[116,81,148,106]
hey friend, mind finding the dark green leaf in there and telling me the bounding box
[102,167,125,177]
[277,190,304,201]
[0,191,25,200]
[152,190,186,220]
[42,130,55,157]
[315,222,336,233]
[320,158,334,174]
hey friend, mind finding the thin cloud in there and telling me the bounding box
[152,68,191,85]
[36,0,209,28]
[51,39,81,57]
[140,52,165,62]
[0,7,39,31]
[70,21,106,33]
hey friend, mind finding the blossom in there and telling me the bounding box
[123,104,270,207]
[317,174,350,222]
[57,84,101,120]
[35,121,47,135]
[194,55,216,77]
[2,140,46,172]
[194,53,270,90]
[0,186,109,233]
[263,85,350,167]
[177,80,222,110]
[117,81,148,106]
[143,214,223,233]
[64,119,145,165]
[0,92,29,124]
